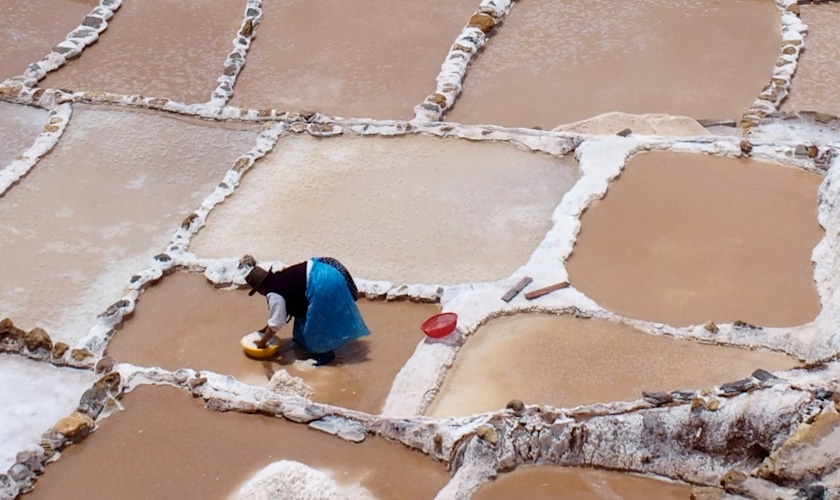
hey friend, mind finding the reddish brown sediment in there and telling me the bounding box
[566,151,823,328]
[427,314,800,418]
[474,465,691,500]
[0,0,98,81]
[781,3,840,117]
[106,271,438,414]
[39,0,242,103]
[445,0,780,129]
[229,0,477,119]
[26,384,450,500]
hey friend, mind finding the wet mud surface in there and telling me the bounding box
[26,384,450,500]
[566,151,823,328]
[445,0,780,129]
[107,272,437,414]
[428,314,800,417]
[0,102,46,168]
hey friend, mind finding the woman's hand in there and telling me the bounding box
[255,326,274,349]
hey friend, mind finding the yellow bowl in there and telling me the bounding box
[241,332,280,359]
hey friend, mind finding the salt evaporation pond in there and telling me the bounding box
[39,0,242,103]
[0,106,258,344]
[190,134,578,285]
[780,2,840,118]
[445,0,780,128]
[0,102,47,169]
[229,0,477,119]
[427,314,800,418]
[0,354,95,472]
[566,151,823,328]
[27,385,450,500]
[474,465,691,499]
[107,271,437,414]
[0,0,97,81]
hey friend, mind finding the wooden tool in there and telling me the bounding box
[501,277,533,302]
[524,281,570,300]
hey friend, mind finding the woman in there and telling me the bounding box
[246,256,369,366]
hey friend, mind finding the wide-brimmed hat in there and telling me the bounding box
[245,267,270,296]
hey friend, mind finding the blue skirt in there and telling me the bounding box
[292,258,370,354]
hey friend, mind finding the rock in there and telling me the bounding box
[643,391,673,406]
[720,469,748,490]
[705,397,720,411]
[94,356,115,374]
[0,319,25,352]
[93,371,121,393]
[703,321,719,334]
[24,327,52,353]
[51,411,94,439]
[15,448,44,474]
[428,93,447,108]
[77,385,107,418]
[690,397,705,412]
[240,18,253,37]
[732,320,757,330]
[751,369,778,382]
[188,376,207,390]
[720,378,754,396]
[506,399,525,414]
[476,425,498,445]
[180,213,199,230]
[308,416,366,443]
[800,484,827,500]
[468,13,495,33]
[0,474,19,500]
[70,348,93,362]
[616,128,632,137]
[739,139,753,155]
[51,341,69,359]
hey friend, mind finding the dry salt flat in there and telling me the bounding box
[2,0,840,499]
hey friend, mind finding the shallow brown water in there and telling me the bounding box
[230,0,477,119]
[781,3,840,117]
[40,0,242,102]
[427,314,800,417]
[0,102,47,168]
[190,134,579,285]
[566,151,823,328]
[107,272,438,414]
[26,385,450,500]
[0,0,97,81]
[446,0,780,129]
[0,106,258,343]
[474,466,690,500]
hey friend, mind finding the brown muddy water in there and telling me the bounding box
[189,134,579,285]
[26,384,450,500]
[0,102,47,168]
[427,314,800,418]
[780,2,840,117]
[445,0,780,129]
[106,271,438,414]
[39,0,242,103]
[229,0,477,119]
[474,466,691,500]
[0,0,98,81]
[0,106,258,343]
[566,151,823,328]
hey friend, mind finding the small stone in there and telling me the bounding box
[180,213,199,229]
[24,327,52,353]
[240,18,253,37]
[705,397,720,411]
[77,385,107,418]
[751,369,777,382]
[739,139,752,155]
[153,253,171,263]
[70,348,93,362]
[720,469,748,489]
[732,320,757,330]
[52,411,94,439]
[813,112,836,124]
[7,463,30,483]
[428,93,447,108]
[81,15,104,29]
[433,434,443,454]
[704,321,719,334]
[642,391,673,406]
[43,124,59,133]
[239,254,257,269]
[93,371,121,393]
[15,448,44,474]
[232,156,250,172]
[616,128,632,137]
[94,356,115,374]
[815,388,834,401]
[0,473,20,499]
[800,484,827,500]
[476,425,498,445]
[690,397,705,412]
[0,320,25,352]
[52,341,69,359]
[720,378,754,395]
[188,376,207,390]
[506,399,525,414]
[468,13,495,33]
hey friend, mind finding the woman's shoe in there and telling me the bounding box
[313,350,336,366]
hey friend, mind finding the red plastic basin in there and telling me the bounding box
[421,312,458,339]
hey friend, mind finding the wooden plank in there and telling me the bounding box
[524,281,570,300]
[501,276,533,302]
